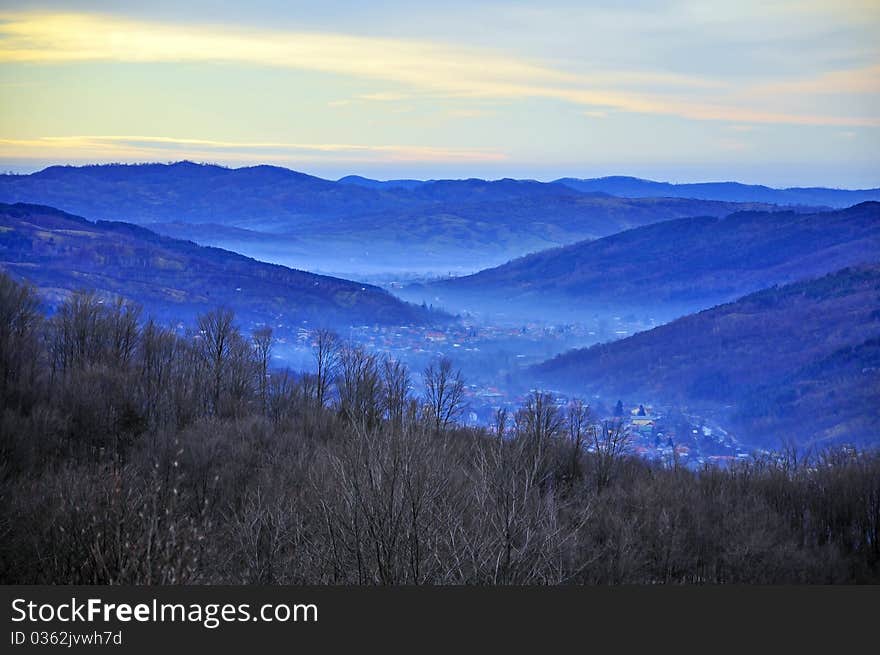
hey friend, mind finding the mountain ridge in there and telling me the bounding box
[555,175,880,208]
[410,202,880,320]
[0,162,818,277]
[0,202,440,329]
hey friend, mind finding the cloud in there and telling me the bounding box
[1,11,877,127]
[0,135,506,163]
[328,92,411,109]
[446,108,495,119]
[357,92,410,102]
[749,65,880,96]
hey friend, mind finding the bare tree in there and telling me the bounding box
[225,332,257,417]
[592,419,630,493]
[196,308,236,414]
[336,345,382,431]
[49,290,104,376]
[106,297,142,369]
[0,273,41,409]
[566,399,591,481]
[312,329,339,408]
[516,391,564,446]
[514,391,564,486]
[252,326,273,412]
[138,318,181,429]
[381,357,411,430]
[494,407,508,441]
[423,357,465,433]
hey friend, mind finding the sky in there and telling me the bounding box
[0,1,878,187]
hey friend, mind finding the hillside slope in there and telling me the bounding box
[532,265,880,447]
[0,163,808,277]
[0,203,438,329]
[415,202,880,319]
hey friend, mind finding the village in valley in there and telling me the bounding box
[252,315,756,469]
[460,394,753,471]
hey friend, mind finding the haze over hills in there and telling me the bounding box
[532,265,880,449]
[0,202,439,329]
[284,190,792,277]
[410,202,880,321]
[555,176,880,208]
[0,162,818,278]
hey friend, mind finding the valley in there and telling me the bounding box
[4,0,880,591]
[2,165,878,458]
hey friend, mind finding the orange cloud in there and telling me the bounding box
[750,65,880,96]
[0,11,877,127]
[0,135,507,163]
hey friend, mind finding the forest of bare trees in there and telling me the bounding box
[1,273,878,584]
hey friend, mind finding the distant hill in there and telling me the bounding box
[555,176,880,208]
[0,162,401,232]
[532,265,880,448]
[337,175,425,190]
[0,163,811,278]
[414,203,880,320]
[0,203,439,329]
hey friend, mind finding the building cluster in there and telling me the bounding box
[612,403,752,469]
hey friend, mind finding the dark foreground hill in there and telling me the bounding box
[532,265,880,448]
[556,176,880,208]
[0,202,439,328]
[414,202,880,320]
[2,271,878,584]
[0,162,806,277]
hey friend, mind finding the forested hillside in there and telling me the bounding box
[417,202,879,319]
[0,202,438,328]
[533,265,880,448]
[1,273,878,584]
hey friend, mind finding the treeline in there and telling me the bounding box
[1,273,878,584]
